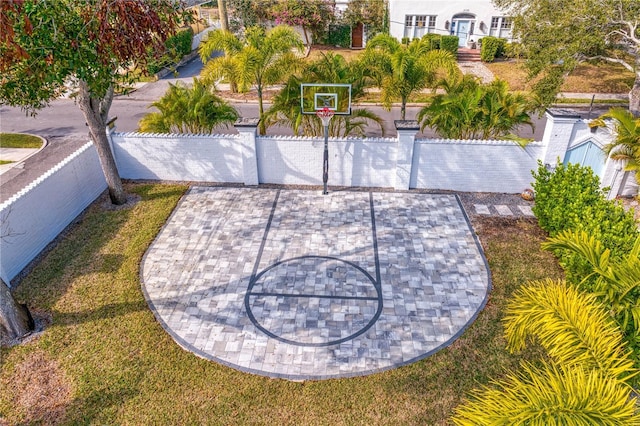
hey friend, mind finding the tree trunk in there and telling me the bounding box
[401,99,407,120]
[630,68,640,118]
[302,26,310,46]
[77,82,127,205]
[217,0,228,32]
[0,280,33,343]
[257,85,266,135]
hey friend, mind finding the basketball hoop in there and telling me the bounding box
[315,107,335,127]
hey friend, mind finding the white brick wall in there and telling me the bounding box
[1,143,107,285]
[255,136,397,187]
[411,139,545,193]
[111,132,244,183]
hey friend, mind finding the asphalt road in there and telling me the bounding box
[1,55,553,139]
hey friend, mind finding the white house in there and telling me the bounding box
[388,1,513,47]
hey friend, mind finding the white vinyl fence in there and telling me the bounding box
[1,143,106,285]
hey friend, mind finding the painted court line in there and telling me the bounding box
[141,187,491,380]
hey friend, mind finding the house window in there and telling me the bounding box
[489,16,513,39]
[404,15,437,39]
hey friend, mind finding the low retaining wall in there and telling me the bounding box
[1,143,106,285]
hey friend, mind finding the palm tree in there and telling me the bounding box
[417,75,534,143]
[138,79,238,133]
[452,279,640,425]
[590,107,640,186]
[363,34,458,120]
[199,25,304,135]
[542,230,640,364]
[264,52,385,137]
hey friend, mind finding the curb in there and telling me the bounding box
[0,134,48,175]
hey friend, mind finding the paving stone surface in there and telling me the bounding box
[141,187,490,380]
[474,204,491,215]
[495,205,514,216]
[517,205,535,217]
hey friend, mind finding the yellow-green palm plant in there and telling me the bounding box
[590,107,640,187]
[199,25,304,135]
[198,29,243,93]
[138,79,238,133]
[452,279,640,425]
[542,230,640,366]
[363,34,458,120]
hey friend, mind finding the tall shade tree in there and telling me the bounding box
[267,0,334,46]
[590,107,640,185]
[199,25,304,135]
[0,0,186,205]
[363,34,458,120]
[1,278,32,344]
[417,75,534,142]
[494,0,640,116]
[264,52,385,137]
[138,79,238,133]
[452,279,640,425]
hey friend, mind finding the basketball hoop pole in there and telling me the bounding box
[323,121,329,195]
[316,107,334,195]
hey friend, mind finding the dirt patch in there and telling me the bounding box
[216,88,279,103]
[101,192,142,211]
[3,350,73,424]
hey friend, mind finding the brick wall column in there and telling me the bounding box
[234,118,260,186]
[394,120,419,190]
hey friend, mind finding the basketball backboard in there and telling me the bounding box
[301,83,352,115]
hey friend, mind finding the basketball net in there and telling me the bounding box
[315,107,335,127]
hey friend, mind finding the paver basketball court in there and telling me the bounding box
[141,187,490,380]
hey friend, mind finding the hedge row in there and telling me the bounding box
[532,160,638,285]
[480,36,506,62]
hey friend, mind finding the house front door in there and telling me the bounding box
[456,20,470,46]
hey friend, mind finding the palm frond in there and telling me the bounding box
[453,362,640,425]
[503,278,635,381]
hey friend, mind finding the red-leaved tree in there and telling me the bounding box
[267,0,334,45]
[0,0,188,205]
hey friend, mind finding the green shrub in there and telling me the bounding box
[480,36,506,62]
[147,28,194,75]
[440,35,459,55]
[504,41,525,59]
[421,33,440,50]
[168,27,194,57]
[401,37,410,45]
[326,24,351,48]
[532,160,639,285]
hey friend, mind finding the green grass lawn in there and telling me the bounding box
[0,183,563,425]
[0,160,13,165]
[0,133,44,149]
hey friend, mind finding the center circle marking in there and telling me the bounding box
[245,256,382,347]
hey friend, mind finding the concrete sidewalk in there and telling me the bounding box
[0,148,40,175]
